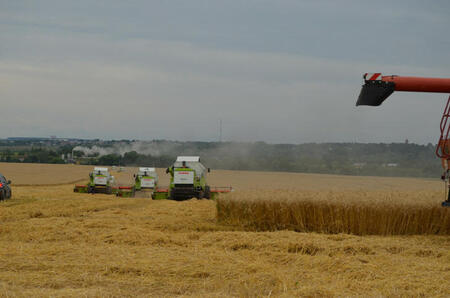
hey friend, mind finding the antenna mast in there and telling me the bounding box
[219,119,223,142]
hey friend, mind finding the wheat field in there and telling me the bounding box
[217,190,449,235]
[0,163,449,296]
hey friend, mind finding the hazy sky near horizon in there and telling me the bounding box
[1,0,449,144]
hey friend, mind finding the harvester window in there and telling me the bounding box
[173,161,205,175]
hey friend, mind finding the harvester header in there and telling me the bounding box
[356,73,450,106]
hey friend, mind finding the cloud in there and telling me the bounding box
[0,1,449,144]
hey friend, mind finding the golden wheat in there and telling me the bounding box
[217,190,450,235]
[0,164,449,296]
[207,169,443,191]
[1,184,449,297]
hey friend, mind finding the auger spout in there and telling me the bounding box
[356,73,450,106]
[356,72,450,207]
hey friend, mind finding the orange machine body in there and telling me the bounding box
[357,73,450,206]
[381,76,450,93]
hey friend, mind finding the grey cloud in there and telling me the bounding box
[0,1,449,144]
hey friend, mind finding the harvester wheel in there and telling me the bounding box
[106,186,112,195]
[204,186,211,199]
[0,190,4,201]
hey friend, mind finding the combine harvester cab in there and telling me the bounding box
[116,167,160,198]
[74,167,115,194]
[167,156,210,200]
[119,167,158,198]
[89,167,115,194]
[135,167,158,191]
[88,167,115,194]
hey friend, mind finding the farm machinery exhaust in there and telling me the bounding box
[356,73,450,207]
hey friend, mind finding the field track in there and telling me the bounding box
[0,163,449,296]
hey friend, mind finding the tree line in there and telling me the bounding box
[0,141,443,178]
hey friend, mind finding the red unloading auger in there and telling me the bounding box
[356,73,450,207]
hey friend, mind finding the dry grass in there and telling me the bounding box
[0,163,449,296]
[217,190,450,235]
[1,184,449,297]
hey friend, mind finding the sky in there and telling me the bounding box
[1,0,449,144]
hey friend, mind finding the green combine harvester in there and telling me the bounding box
[151,156,232,200]
[73,158,232,200]
[165,156,211,200]
[74,167,115,194]
[88,167,115,194]
[115,167,159,198]
[134,167,158,191]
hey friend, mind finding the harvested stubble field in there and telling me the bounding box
[0,162,93,186]
[0,163,449,297]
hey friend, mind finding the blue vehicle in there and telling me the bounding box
[0,173,12,201]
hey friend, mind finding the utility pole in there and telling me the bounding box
[219,119,222,143]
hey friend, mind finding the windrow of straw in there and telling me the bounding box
[216,190,450,235]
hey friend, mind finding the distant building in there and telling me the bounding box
[382,163,398,167]
[353,162,366,168]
